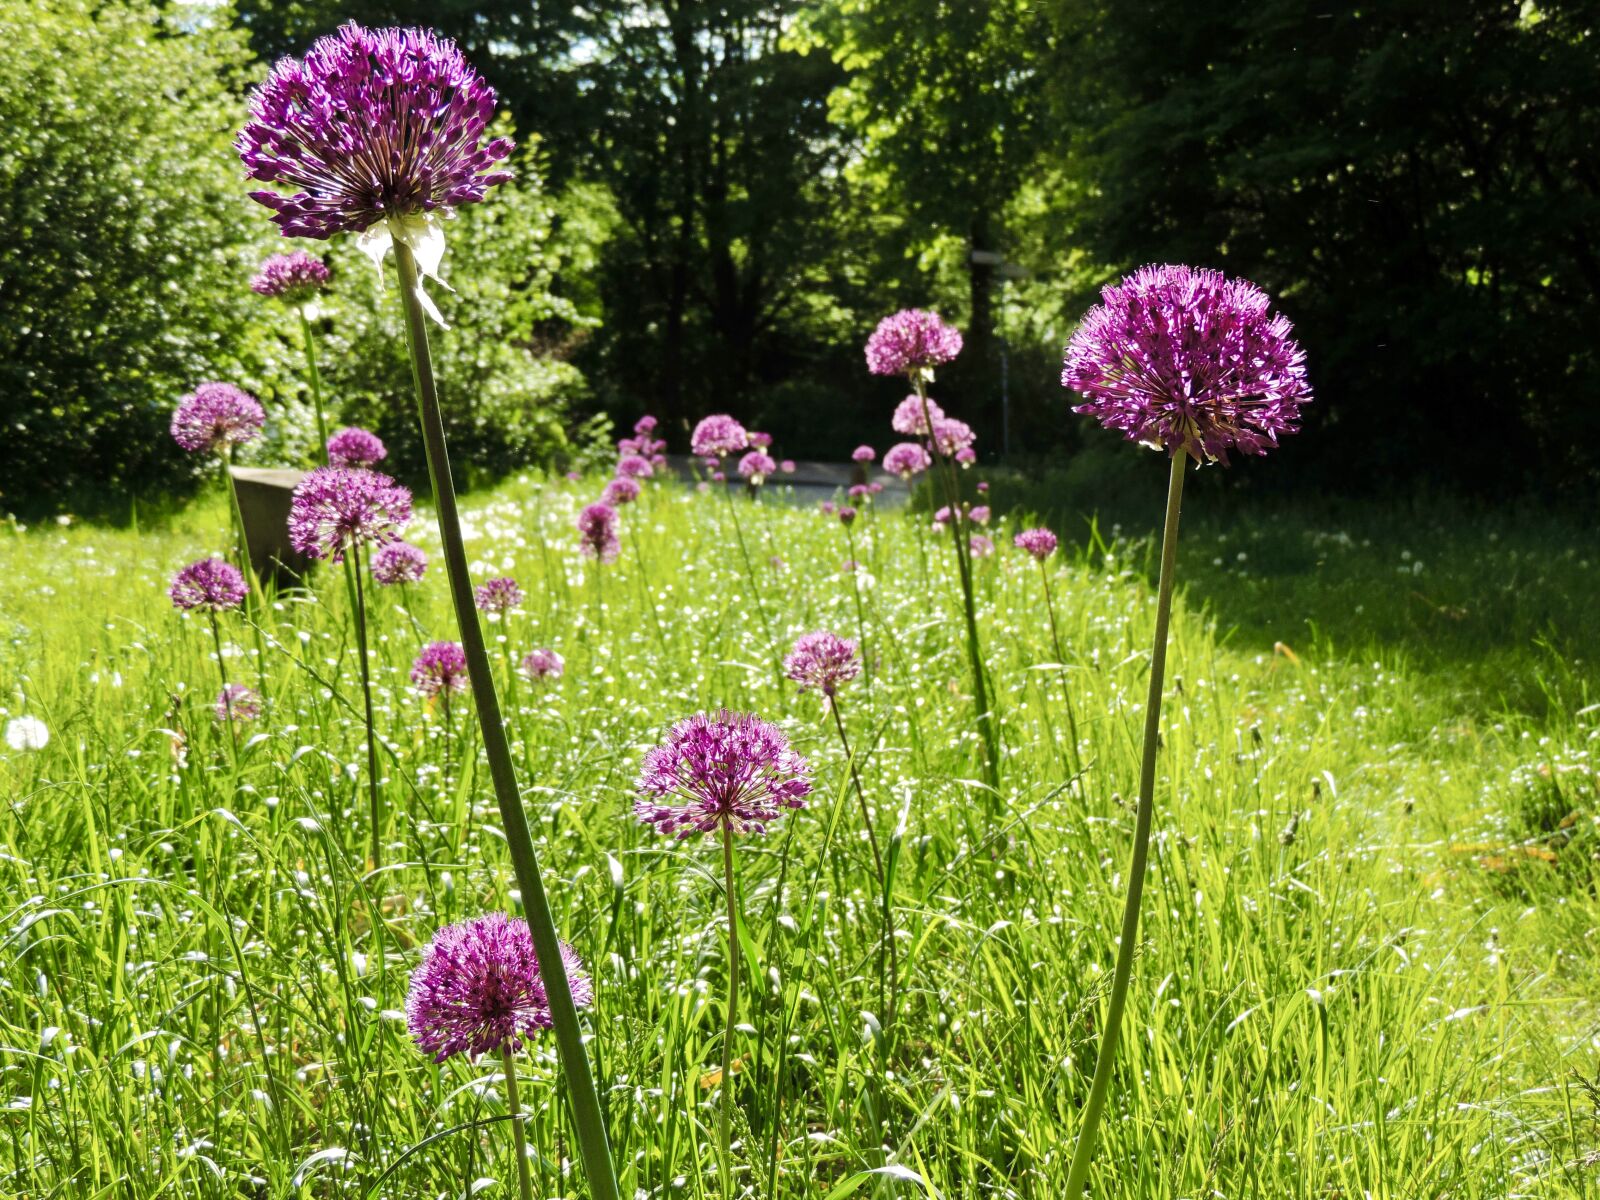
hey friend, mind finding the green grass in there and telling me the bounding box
[1,470,1597,1198]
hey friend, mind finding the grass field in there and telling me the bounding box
[1,470,1597,1198]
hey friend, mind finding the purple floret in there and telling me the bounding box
[635,710,811,838]
[171,383,264,454]
[169,558,248,612]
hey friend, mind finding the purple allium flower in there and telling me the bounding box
[289,467,413,562]
[616,453,653,479]
[868,481,884,495]
[634,415,658,435]
[891,394,944,437]
[634,710,811,838]
[250,250,330,303]
[819,500,836,516]
[565,470,582,482]
[171,383,265,454]
[169,557,248,612]
[690,415,748,459]
[747,431,773,450]
[779,459,795,474]
[955,447,976,467]
[1063,264,1312,462]
[711,470,727,484]
[931,417,975,458]
[327,426,388,468]
[883,442,932,478]
[848,484,870,500]
[838,505,857,526]
[603,476,641,506]
[784,632,861,697]
[932,505,953,528]
[214,683,262,723]
[970,505,991,525]
[372,540,428,585]
[519,648,564,683]
[576,502,621,563]
[737,450,776,484]
[865,309,964,377]
[474,576,523,615]
[237,23,513,241]
[411,640,468,697]
[969,534,995,558]
[616,436,642,456]
[1014,528,1059,560]
[703,456,720,471]
[650,453,667,468]
[406,912,590,1062]
[852,445,876,464]
[976,480,989,494]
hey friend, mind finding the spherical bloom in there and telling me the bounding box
[955,447,977,467]
[779,459,795,474]
[371,540,428,585]
[288,467,413,562]
[616,454,654,479]
[5,716,49,752]
[690,414,748,458]
[603,476,641,506]
[250,250,330,303]
[737,451,776,484]
[1014,528,1059,560]
[616,436,642,456]
[237,23,513,240]
[969,533,995,558]
[634,415,658,435]
[932,505,953,528]
[851,445,876,464]
[169,558,248,612]
[838,505,857,526]
[635,710,811,838]
[848,484,870,500]
[784,632,860,697]
[976,480,990,494]
[883,442,931,478]
[474,576,523,615]
[711,471,726,484]
[891,394,945,437]
[650,453,667,468]
[411,641,468,697]
[576,502,620,563]
[747,431,773,450]
[868,481,884,495]
[865,309,963,377]
[519,648,564,683]
[703,457,721,471]
[327,426,387,468]
[819,500,835,516]
[406,912,591,1062]
[214,683,262,723]
[1062,263,1312,462]
[969,505,991,525]
[171,383,265,454]
[930,417,975,458]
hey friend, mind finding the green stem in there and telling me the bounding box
[392,240,620,1200]
[223,447,269,696]
[350,543,382,867]
[1062,451,1187,1193]
[501,1045,535,1200]
[830,698,894,1035]
[719,820,742,1200]
[842,523,871,681]
[208,611,238,764]
[298,306,331,466]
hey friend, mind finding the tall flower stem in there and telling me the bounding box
[350,544,383,867]
[829,699,895,1034]
[1037,562,1084,785]
[719,820,742,1200]
[207,612,239,762]
[841,524,872,680]
[500,1046,535,1200]
[222,447,270,696]
[1063,452,1187,1192]
[298,306,331,465]
[915,384,998,792]
[392,240,621,1200]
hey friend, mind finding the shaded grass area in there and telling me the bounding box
[0,473,1597,1198]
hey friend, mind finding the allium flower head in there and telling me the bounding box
[852,445,876,464]
[635,710,811,838]
[955,447,977,467]
[737,450,776,484]
[931,417,975,458]
[371,540,428,585]
[891,394,945,437]
[406,912,590,1062]
[289,467,413,562]
[519,648,564,683]
[784,632,860,697]
[1063,264,1311,462]
[634,415,658,435]
[616,454,654,479]
[690,414,748,458]
[868,481,884,495]
[171,383,265,454]
[327,426,387,468]
[866,309,963,378]
[932,505,953,528]
[250,250,330,303]
[169,558,248,612]
[969,533,995,558]
[969,505,991,525]
[1015,528,1058,560]
[848,484,870,500]
[576,502,620,563]
[838,505,857,526]
[411,641,468,697]
[779,459,795,474]
[883,442,931,478]
[747,431,773,450]
[474,576,523,615]
[603,476,641,506]
[237,23,512,242]
[214,683,262,723]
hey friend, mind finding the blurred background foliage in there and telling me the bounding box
[2,0,1597,515]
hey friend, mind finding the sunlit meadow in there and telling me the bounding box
[2,469,1598,1198]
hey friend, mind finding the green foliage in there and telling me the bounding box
[0,0,269,516]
